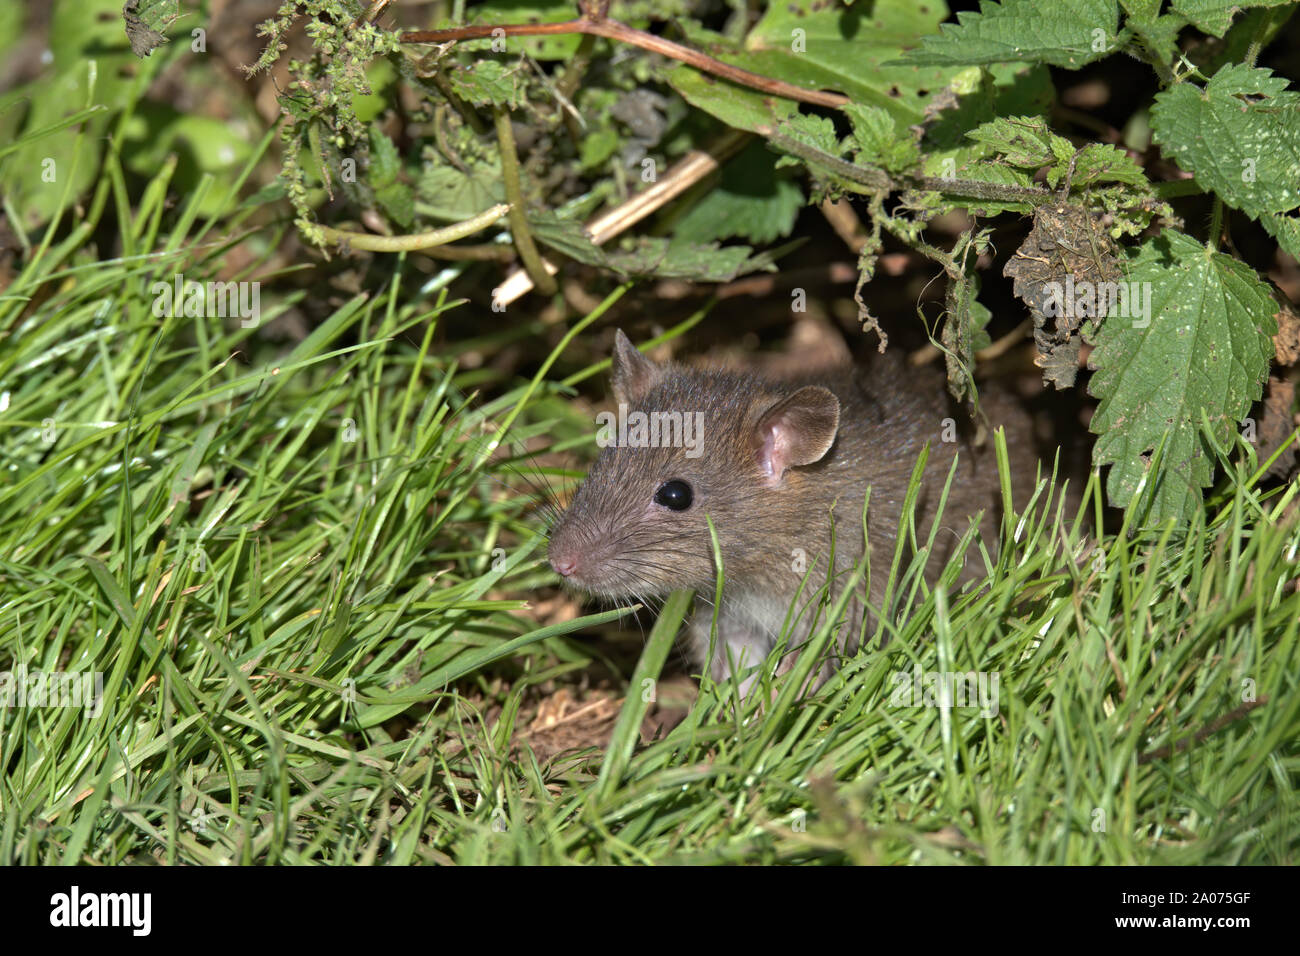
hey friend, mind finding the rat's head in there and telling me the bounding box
[548,331,840,601]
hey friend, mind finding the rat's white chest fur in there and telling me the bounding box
[686,589,821,696]
[685,577,872,698]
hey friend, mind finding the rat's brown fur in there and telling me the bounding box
[548,331,1059,697]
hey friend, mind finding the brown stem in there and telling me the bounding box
[1137,696,1269,766]
[402,17,849,109]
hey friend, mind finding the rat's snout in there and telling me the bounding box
[550,550,578,578]
[547,526,587,581]
[548,519,615,592]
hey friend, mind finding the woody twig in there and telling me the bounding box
[401,5,848,109]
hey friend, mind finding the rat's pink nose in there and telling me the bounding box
[550,552,578,577]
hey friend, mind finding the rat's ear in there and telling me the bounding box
[611,329,663,405]
[753,386,840,483]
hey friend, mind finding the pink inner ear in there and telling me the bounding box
[757,421,786,480]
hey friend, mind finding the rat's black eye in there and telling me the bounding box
[654,479,693,511]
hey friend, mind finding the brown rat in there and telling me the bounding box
[548,330,1057,697]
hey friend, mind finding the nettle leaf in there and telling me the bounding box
[605,238,779,282]
[670,0,965,134]
[1119,0,1185,67]
[939,115,1054,215]
[1052,143,1169,235]
[771,113,843,172]
[966,115,1073,168]
[1061,142,1149,190]
[529,216,786,282]
[368,130,398,180]
[670,142,805,245]
[844,103,920,174]
[1169,0,1293,38]
[738,0,966,123]
[1120,0,1167,21]
[416,161,506,222]
[1151,63,1300,219]
[958,117,1165,230]
[447,0,584,60]
[668,67,800,136]
[445,60,526,109]
[529,213,607,267]
[920,64,1057,204]
[1263,213,1300,260]
[368,129,413,229]
[1088,230,1277,521]
[898,0,1121,69]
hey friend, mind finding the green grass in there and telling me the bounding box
[2,97,1298,867]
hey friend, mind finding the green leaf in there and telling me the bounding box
[578,127,621,171]
[671,0,967,130]
[1062,142,1151,190]
[1150,63,1300,219]
[85,557,137,631]
[1,0,142,229]
[416,160,506,221]
[924,63,1057,150]
[529,212,607,266]
[1058,142,1169,234]
[51,0,137,107]
[965,115,1073,168]
[368,128,413,228]
[368,128,401,184]
[1088,230,1277,521]
[1119,0,1186,72]
[958,116,1164,229]
[1262,212,1300,260]
[668,66,799,137]
[446,59,526,109]
[920,64,1057,195]
[844,103,921,174]
[456,0,586,60]
[353,59,397,124]
[771,113,843,170]
[937,115,1057,215]
[740,0,968,122]
[605,238,779,282]
[670,141,805,245]
[1170,0,1293,37]
[898,0,1121,68]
